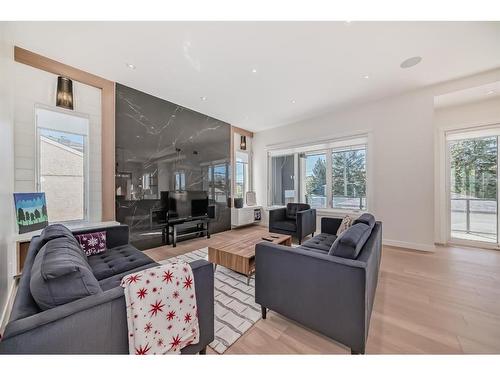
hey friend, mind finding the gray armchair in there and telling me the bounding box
[269,203,316,244]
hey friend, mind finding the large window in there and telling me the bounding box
[269,136,368,211]
[303,152,327,208]
[36,107,89,222]
[270,154,296,205]
[332,146,366,210]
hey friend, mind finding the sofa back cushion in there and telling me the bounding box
[39,223,78,247]
[352,213,375,230]
[286,203,310,220]
[30,236,102,310]
[328,223,372,259]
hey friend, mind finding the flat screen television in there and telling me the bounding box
[161,191,209,221]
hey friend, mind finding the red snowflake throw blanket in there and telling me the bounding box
[120,261,199,354]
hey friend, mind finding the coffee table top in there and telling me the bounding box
[209,231,291,259]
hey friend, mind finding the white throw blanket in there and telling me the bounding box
[120,262,199,355]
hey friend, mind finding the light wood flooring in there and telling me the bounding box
[144,226,500,354]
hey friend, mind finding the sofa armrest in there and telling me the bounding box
[269,207,286,224]
[72,224,129,248]
[0,287,128,354]
[181,259,214,353]
[255,242,368,352]
[296,209,316,237]
[321,217,343,235]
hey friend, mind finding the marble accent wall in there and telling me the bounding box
[115,84,231,250]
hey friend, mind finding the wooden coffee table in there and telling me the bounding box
[208,231,292,285]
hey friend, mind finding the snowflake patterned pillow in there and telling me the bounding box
[75,231,107,256]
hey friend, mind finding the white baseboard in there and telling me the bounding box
[383,239,436,252]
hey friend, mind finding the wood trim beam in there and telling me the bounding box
[231,125,254,138]
[14,46,116,221]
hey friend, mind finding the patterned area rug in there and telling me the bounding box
[160,247,261,354]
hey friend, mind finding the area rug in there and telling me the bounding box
[159,247,261,354]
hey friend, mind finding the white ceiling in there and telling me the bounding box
[6,21,500,132]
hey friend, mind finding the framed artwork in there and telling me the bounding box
[14,193,49,234]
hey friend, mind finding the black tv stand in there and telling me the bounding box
[163,216,210,247]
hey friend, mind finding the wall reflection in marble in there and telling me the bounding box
[115,84,231,250]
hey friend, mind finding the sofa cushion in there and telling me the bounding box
[39,224,79,247]
[76,231,107,256]
[329,223,372,259]
[271,220,297,233]
[353,213,375,230]
[98,263,158,291]
[286,203,310,220]
[87,244,155,281]
[30,237,102,310]
[301,233,337,252]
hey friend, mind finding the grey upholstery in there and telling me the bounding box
[353,213,376,229]
[286,203,310,220]
[301,232,337,252]
[30,237,102,310]
[329,223,372,259]
[269,203,317,244]
[0,224,214,354]
[256,217,382,354]
[87,244,154,280]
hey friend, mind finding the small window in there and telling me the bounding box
[36,107,89,223]
[235,151,249,199]
[174,171,186,191]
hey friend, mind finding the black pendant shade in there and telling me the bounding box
[240,135,247,150]
[56,76,74,110]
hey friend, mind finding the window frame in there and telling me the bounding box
[267,133,371,214]
[35,104,90,224]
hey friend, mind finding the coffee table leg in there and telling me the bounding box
[213,264,217,272]
[247,275,250,285]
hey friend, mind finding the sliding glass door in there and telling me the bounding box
[448,132,498,244]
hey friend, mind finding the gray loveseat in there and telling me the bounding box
[255,213,382,354]
[0,224,214,354]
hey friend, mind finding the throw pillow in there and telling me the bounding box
[336,215,353,236]
[76,231,107,256]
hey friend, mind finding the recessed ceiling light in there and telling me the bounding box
[363,75,370,79]
[200,96,207,101]
[400,56,422,69]
[126,63,136,70]
[252,68,257,73]
[291,99,296,104]
[486,90,496,95]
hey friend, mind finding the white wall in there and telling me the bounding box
[253,68,500,252]
[0,24,15,325]
[13,62,102,223]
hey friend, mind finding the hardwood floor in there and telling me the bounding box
[144,226,500,354]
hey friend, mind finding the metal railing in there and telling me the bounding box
[305,195,366,210]
[451,197,497,236]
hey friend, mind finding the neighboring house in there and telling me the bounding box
[40,136,84,222]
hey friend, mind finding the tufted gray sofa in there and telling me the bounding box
[0,224,214,354]
[256,214,382,354]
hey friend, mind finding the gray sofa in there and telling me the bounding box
[269,203,317,244]
[0,224,214,354]
[256,213,382,354]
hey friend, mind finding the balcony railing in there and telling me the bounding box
[451,197,497,239]
[305,195,366,210]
